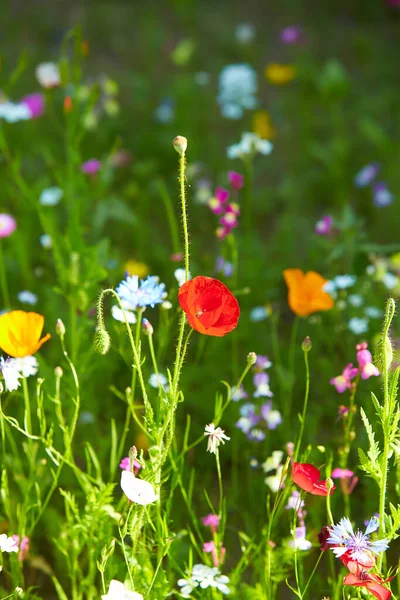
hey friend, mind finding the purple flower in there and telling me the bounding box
[119,456,142,474]
[315,214,333,236]
[81,159,101,175]
[373,182,394,207]
[253,372,273,398]
[21,93,45,118]
[356,342,380,380]
[215,186,230,204]
[230,383,248,401]
[228,171,244,190]
[280,25,303,45]
[289,525,312,550]
[216,256,234,278]
[260,401,282,429]
[254,354,272,370]
[354,163,380,188]
[327,517,389,564]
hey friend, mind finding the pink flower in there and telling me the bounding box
[202,513,220,533]
[226,202,240,216]
[220,212,238,229]
[21,93,45,118]
[356,343,380,380]
[330,364,359,393]
[280,25,304,45]
[215,186,230,204]
[0,214,17,238]
[315,215,333,236]
[228,171,244,190]
[119,456,142,475]
[216,226,231,240]
[170,252,184,262]
[208,197,225,215]
[81,159,101,175]
[12,535,29,561]
[332,468,358,495]
[203,540,226,567]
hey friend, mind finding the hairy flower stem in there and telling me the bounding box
[378,298,396,556]
[294,345,310,462]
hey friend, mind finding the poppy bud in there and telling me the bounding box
[54,366,63,378]
[173,135,188,155]
[56,318,66,337]
[142,318,154,336]
[302,336,312,352]
[93,328,111,354]
[247,352,257,365]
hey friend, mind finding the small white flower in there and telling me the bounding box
[348,317,369,335]
[333,275,357,289]
[17,290,38,305]
[262,450,284,473]
[178,564,230,596]
[39,186,63,206]
[204,423,230,454]
[227,132,273,159]
[348,294,363,307]
[101,579,143,600]
[14,356,39,378]
[40,234,52,249]
[289,526,312,551]
[383,273,398,290]
[0,533,19,553]
[265,465,284,493]
[36,62,61,88]
[174,268,190,287]
[364,306,383,319]
[120,471,158,505]
[0,357,23,392]
[0,102,31,123]
[161,300,173,310]
[111,304,137,324]
[148,373,169,391]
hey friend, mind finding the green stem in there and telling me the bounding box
[22,377,32,436]
[157,179,181,255]
[0,241,10,308]
[299,552,324,599]
[244,158,254,237]
[216,448,223,518]
[294,345,310,462]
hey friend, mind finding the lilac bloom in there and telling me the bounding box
[315,215,333,235]
[260,401,282,430]
[356,343,380,380]
[289,525,312,550]
[253,372,273,397]
[354,163,380,188]
[230,383,248,401]
[280,25,303,45]
[254,355,272,370]
[373,182,394,207]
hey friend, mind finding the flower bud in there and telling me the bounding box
[54,366,63,378]
[302,336,312,352]
[56,318,66,337]
[325,477,334,493]
[173,135,188,155]
[142,318,154,336]
[64,96,73,113]
[247,352,257,366]
[93,328,111,354]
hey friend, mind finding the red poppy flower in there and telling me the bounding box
[292,462,336,496]
[343,567,393,600]
[178,276,240,337]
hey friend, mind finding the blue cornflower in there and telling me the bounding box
[116,275,166,309]
[327,517,389,565]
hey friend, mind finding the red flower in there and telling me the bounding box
[292,462,336,496]
[343,565,393,600]
[178,276,240,337]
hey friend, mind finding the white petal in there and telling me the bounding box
[120,471,158,506]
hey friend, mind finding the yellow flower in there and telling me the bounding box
[265,64,296,85]
[252,110,276,139]
[0,311,51,358]
[123,260,150,279]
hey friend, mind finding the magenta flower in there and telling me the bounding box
[220,212,238,229]
[0,214,17,238]
[332,468,354,479]
[21,93,45,119]
[119,456,142,475]
[356,342,380,380]
[315,215,333,236]
[215,186,230,203]
[208,197,225,215]
[330,364,358,393]
[203,540,226,567]
[228,171,244,190]
[81,158,101,175]
[216,226,231,240]
[280,25,304,44]
[202,513,220,532]
[226,202,240,216]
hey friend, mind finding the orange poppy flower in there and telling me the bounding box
[0,310,51,358]
[283,269,334,317]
